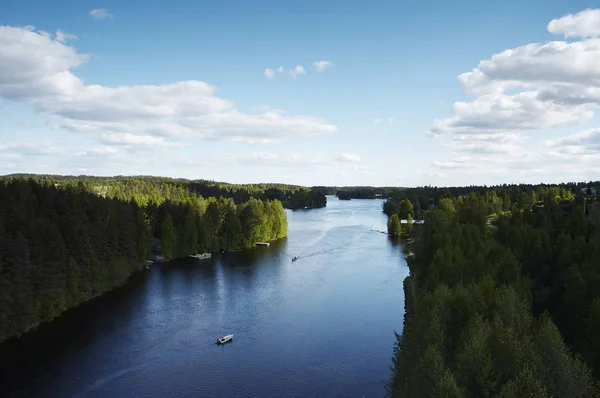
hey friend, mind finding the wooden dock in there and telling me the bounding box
[255,242,270,247]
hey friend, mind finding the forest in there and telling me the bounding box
[4,174,327,210]
[387,183,600,397]
[383,182,599,220]
[0,176,288,343]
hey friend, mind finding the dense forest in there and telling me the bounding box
[0,177,288,343]
[387,184,600,397]
[4,174,326,210]
[383,182,599,220]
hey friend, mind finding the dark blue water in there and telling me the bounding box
[0,198,409,397]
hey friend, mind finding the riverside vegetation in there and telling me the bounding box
[0,175,296,343]
[386,182,600,397]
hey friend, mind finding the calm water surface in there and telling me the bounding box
[0,198,409,397]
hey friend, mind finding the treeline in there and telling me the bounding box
[312,186,404,200]
[383,182,600,219]
[3,174,326,210]
[0,178,288,343]
[382,183,598,220]
[388,190,600,396]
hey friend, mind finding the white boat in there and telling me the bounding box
[190,253,212,260]
[217,334,233,344]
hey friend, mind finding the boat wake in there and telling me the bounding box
[292,224,379,262]
[75,363,147,396]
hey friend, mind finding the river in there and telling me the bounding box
[0,197,409,397]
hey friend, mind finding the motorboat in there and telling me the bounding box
[217,334,233,344]
[292,257,298,262]
[190,253,212,260]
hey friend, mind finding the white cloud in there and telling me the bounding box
[0,141,66,157]
[55,29,77,43]
[548,9,600,38]
[89,8,113,20]
[176,151,372,184]
[82,146,120,158]
[264,68,275,79]
[447,133,524,155]
[234,152,362,168]
[290,65,306,78]
[432,92,592,137]
[98,133,182,148]
[545,128,600,154]
[373,117,394,124]
[0,26,337,147]
[278,66,284,73]
[313,60,333,72]
[432,159,473,169]
[336,153,362,163]
[430,9,600,173]
[458,40,600,96]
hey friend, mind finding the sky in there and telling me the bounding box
[1,0,600,187]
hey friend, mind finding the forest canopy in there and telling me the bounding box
[387,183,600,397]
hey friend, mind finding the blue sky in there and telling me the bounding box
[1,1,600,186]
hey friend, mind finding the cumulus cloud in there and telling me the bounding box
[264,68,275,79]
[89,9,113,20]
[431,92,592,137]
[0,26,337,147]
[548,9,600,38]
[430,8,600,171]
[289,65,306,78]
[457,40,600,95]
[313,60,333,72]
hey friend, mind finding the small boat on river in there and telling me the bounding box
[190,253,212,260]
[292,257,298,262]
[217,334,233,344]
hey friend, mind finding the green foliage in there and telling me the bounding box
[1,173,325,210]
[406,214,414,233]
[0,177,289,343]
[160,214,176,260]
[382,182,593,220]
[398,199,414,219]
[0,179,148,342]
[388,186,600,397]
[388,214,402,236]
